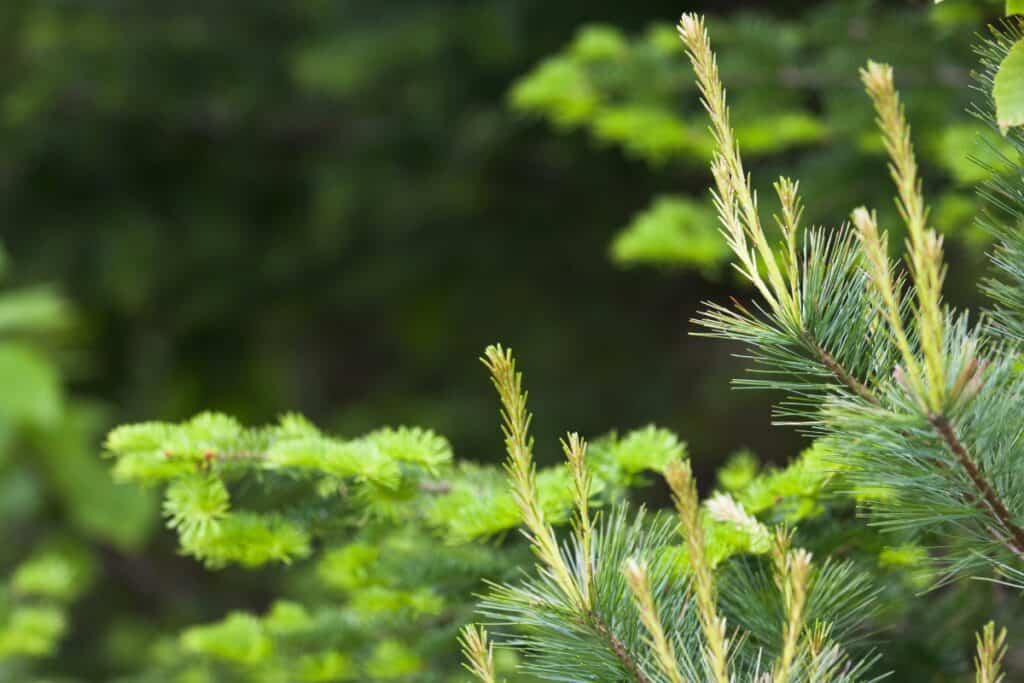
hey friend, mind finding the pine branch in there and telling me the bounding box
[589,612,653,683]
[482,344,652,682]
[771,529,812,683]
[974,621,1008,683]
[805,335,879,406]
[679,14,886,417]
[928,414,1024,558]
[666,458,730,683]
[624,559,688,683]
[459,624,499,683]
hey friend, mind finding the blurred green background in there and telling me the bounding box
[0,0,1014,679]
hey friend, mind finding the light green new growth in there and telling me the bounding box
[482,344,587,611]
[474,342,878,683]
[624,558,688,683]
[459,624,499,683]
[666,458,730,683]
[974,621,1008,683]
[681,6,1024,580]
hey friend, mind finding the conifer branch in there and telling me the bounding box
[861,61,947,413]
[665,458,730,683]
[771,529,812,683]
[774,177,804,309]
[850,207,928,409]
[481,345,584,609]
[679,13,795,323]
[563,432,594,609]
[590,612,653,683]
[851,209,1024,558]
[459,624,499,683]
[806,336,880,406]
[681,13,879,407]
[974,621,1008,683]
[483,345,651,682]
[929,414,1024,558]
[624,559,688,683]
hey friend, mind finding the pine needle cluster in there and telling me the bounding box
[461,11,1024,682]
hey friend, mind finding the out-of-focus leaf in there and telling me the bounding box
[610,196,726,273]
[33,403,158,550]
[932,123,1016,184]
[0,287,68,335]
[0,343,61,427]
[994,38,1024,133]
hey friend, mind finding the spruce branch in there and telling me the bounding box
[666,458,730,683]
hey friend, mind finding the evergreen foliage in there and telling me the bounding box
[7,2,1024,682]
[510,2,1009,274]
[457,9,1024,682]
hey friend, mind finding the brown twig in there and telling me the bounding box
[929,414,1024,559]
[589,612,651,683]
[810,339,880,405]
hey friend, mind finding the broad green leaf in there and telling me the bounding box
[994,38,1024,133]
[1009,0,1024,16]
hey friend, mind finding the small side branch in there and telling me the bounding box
[929,414,1024,559]
[809,337,880,405]
[590,612,652,683]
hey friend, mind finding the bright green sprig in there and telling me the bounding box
[481,344,585,610]
[666,458,730,683]
[623,558,688,683]
[974,621,1008,683]
[459,624,499,683]
[860,61,947,414]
